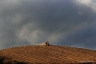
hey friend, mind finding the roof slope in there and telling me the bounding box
[0,45,96,64]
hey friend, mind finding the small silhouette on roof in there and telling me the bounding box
[45,41,50,46]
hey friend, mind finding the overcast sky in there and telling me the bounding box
[0,0,96,49]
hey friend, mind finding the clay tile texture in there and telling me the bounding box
[0,44,96,64]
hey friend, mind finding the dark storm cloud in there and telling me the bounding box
[58,23,96,49]
[0,0,96,49]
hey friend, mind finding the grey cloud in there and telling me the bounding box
[58,23,96,49]
[75,0,96,12]
[0,0,96,49]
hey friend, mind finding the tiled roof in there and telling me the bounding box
[0,45,96,64]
